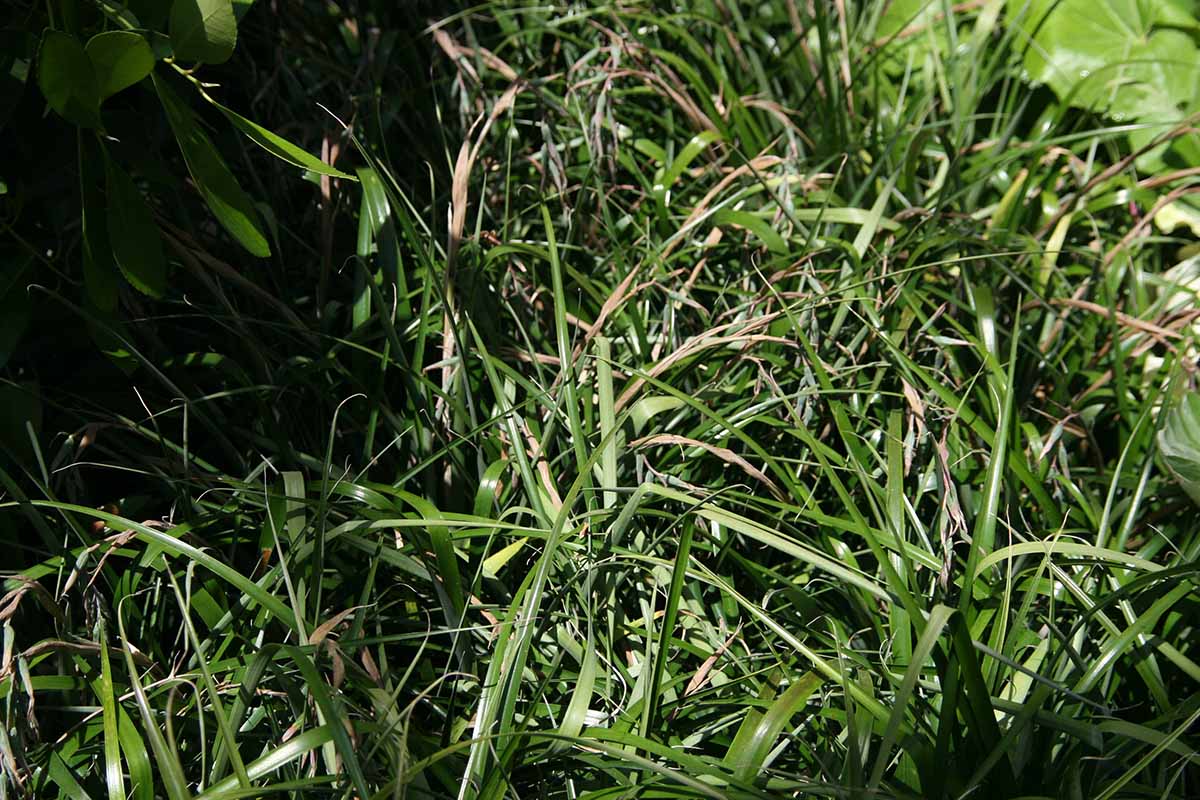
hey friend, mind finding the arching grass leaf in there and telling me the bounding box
[725,671,823,781]
[215,102,356,179]
[153,73,271,257]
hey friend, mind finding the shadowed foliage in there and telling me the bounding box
[2,1,1199,798]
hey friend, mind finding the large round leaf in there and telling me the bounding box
[1010,0,1200,120]
[169,0,238,65]
[37,30,100,128]
[85,31,154,100]
[1158,392,1200,507]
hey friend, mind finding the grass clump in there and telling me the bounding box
[2,1,1199,798]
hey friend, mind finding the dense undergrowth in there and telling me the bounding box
[2,1,1199,798]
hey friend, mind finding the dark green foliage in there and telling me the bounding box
[1,1,1198,799]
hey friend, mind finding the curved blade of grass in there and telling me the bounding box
[284,646,369,799]
[116,602,190,800]
[196,726,334,799]
[643,517,694,739]
[1095,703,1200,800]
[645,484,890,603]
[117,706,154,800]
[866,604,955,792]
[215,103,356,179]
[153,73,270,257]
[95,619,125,800]
[977,541,1164,575]
[1075,581,1195,695]
[15,502,296,631]
[726,671,823,781]
[167,566,250,790]
[555,626,597,745]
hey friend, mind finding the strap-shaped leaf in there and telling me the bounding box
[104,152,167,297]
[81,138,119,310]
[725,671,823,780]
[153,73,271,257]
[37,31,100,128]
[86,32,154,100]
[170,0,238,65]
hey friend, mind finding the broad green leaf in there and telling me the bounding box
[37,31,100,128]
[1154,197,1200,237]
[875,0,949,74]
[1158,392,1200,506]
[82,214,119,311]
[104,154,167,297]
[86,32,154,100]
[169,0,238,65]
[878,0,940,38]
[1009,0,1200,120]
[215,102,356,179]
[153,74,271,257]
